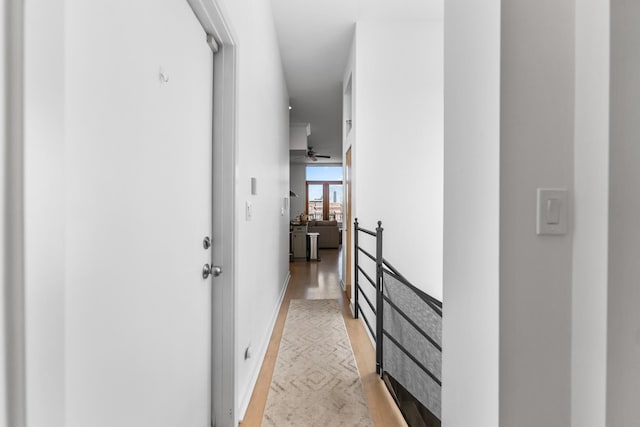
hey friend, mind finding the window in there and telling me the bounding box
[307,183,325,220]
[306,166,343,223]
[306,165,343,181]
[328,184,343,222]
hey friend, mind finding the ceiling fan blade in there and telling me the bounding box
[315,155,331,158]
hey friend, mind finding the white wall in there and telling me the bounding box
[445,0,576,425]
[2,0,26,425]
[572,0,609,425]
[442,0,501,424]
[342,39,355,297]
[62,0,217,424]
[608,1,640,425]
[23,0,65,424]
[350,19,443,300]
[289,163,306,220]
[1,2,8,424]
[1,2,10,425]
[499,0,575,425]
[214,0,291,420]
[22,0,290,425]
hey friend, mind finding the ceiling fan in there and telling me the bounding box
[307,147,331,162]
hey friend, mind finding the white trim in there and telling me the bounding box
[237,272,291,423]
[187,0,236,43]
[3,0,26,425]
[187,1,238,426]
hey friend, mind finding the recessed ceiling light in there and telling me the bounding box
[288,106,292,110]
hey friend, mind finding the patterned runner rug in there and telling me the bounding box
[262,299,374,426]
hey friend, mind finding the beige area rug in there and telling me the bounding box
[262,299,374,427]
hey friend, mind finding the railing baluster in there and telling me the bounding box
[354,218,359,320]
[375,221,384,377]
[353,218,443,424]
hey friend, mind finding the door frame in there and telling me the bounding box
[345,147,353,300]
[6,0,238,425]
[305,180,343,221]
[4,0,27,425]
[186,1,238,425]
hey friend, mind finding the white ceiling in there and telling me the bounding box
[270,0,443,164]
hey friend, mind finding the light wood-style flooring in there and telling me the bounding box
[240,248,407,426]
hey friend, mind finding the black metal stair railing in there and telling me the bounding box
[354,218,442,426]
[353,219,383,373]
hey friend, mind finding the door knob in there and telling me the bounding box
[202,264,222,279]
[212,265,222,277]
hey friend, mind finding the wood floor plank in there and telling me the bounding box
[240,249,406,427]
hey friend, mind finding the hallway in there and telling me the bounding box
[240,249,406,426]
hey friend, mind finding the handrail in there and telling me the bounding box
[358,247,376,263]
[383,258,443,309]
[353,218,443,424]
[357,227,377,237]
[354,218,383,375]
[383,268,443,317]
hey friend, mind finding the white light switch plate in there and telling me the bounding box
[537,188,568,235]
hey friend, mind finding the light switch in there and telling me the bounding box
[546,198,561,224]
[537,189,568,235]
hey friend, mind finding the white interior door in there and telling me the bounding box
[64,0,213,425]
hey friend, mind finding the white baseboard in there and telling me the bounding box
[340,278,346,291]
[237,271,291,422]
